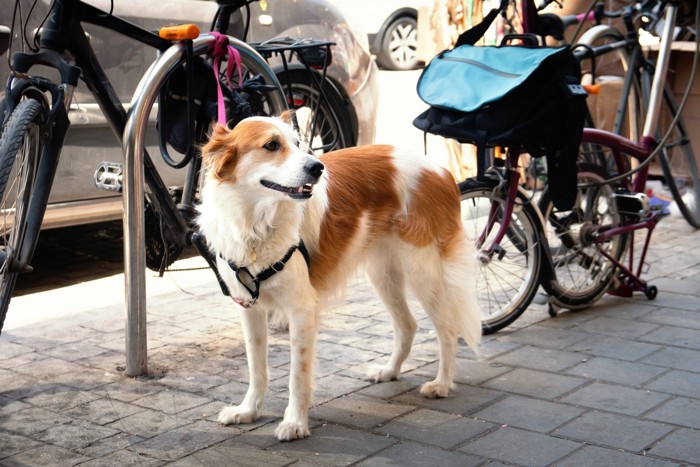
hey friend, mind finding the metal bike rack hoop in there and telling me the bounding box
[122,34,282,376]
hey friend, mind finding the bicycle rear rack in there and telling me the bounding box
[250,38,337,152]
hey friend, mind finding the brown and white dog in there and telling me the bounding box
[197,113,480,441]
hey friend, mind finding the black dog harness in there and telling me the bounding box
[220,241,311,308]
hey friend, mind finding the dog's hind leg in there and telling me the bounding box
[365,246,417,383]
[410,283,458,398]
[405,247,479,399]
[219,308,269,425]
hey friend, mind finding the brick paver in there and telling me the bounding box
[1,200,699,466]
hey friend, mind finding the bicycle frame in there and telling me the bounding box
[7,0,191,261]
[581,128,663,295]
[476,150,532,255]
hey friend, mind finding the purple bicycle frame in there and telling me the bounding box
[580,129,664,296]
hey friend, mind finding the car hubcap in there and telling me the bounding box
[389,22,417,67]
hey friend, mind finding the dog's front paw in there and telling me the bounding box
[218,405,258,425]
[367,365,399,383]
[275,420,310,441]
[420,381,450,399]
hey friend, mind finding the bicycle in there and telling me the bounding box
[497,0,700,228]
[0,0,351,334]
[453,0,697,332]
[578,5,700,228]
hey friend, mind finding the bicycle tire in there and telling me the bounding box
[459,181,542,334]
[0,98,6,135]
[656,88,700,228]
[0,98,45,331]
[275,68,355,153]
[539,162,627,309]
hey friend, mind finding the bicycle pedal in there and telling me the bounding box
[612,190,650,219]
[94,161,123,193]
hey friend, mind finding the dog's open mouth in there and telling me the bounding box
[260,180,315,199]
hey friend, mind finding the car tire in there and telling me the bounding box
[376,15,419,71]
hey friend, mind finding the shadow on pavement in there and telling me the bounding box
[14,221,125,295]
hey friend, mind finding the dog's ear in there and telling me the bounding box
[279,110,296,126]
[202,124,230,164]
[203,124,237,182]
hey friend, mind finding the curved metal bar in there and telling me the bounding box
[122,34,286,376]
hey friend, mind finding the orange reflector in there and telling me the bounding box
[159,24,200,41]
[583,83,601,95]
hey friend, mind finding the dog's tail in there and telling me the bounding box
[442,236,482,356]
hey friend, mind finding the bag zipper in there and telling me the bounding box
[440,56,521,78]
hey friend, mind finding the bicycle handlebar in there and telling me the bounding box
[528,0,672,41]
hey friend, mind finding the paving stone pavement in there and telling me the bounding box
[1,212,699,466]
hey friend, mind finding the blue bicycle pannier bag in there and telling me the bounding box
[413,43,587,211]
[418,46,568,112]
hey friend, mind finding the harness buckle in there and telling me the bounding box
[235,267,260,301]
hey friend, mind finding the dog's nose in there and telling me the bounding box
[305,161,325,179]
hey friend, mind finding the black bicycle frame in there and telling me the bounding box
[7,0,194,263]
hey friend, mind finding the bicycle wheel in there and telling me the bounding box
[0,98,45,330]
[459,181,542,334]
[275,68,355,154]
[539,162,627,308]
[657,87,700,228]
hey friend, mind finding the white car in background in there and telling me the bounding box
[327,1,432,70]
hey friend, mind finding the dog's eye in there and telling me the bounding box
[263,140,281,152]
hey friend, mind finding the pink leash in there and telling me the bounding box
[208,32,243,125]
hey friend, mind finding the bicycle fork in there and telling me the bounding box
[3,57,79,273]
[476,167,521,264]
[476,150,556,280]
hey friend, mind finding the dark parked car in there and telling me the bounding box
[0,0,379,229]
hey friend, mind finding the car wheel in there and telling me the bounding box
[377,15,419,71]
